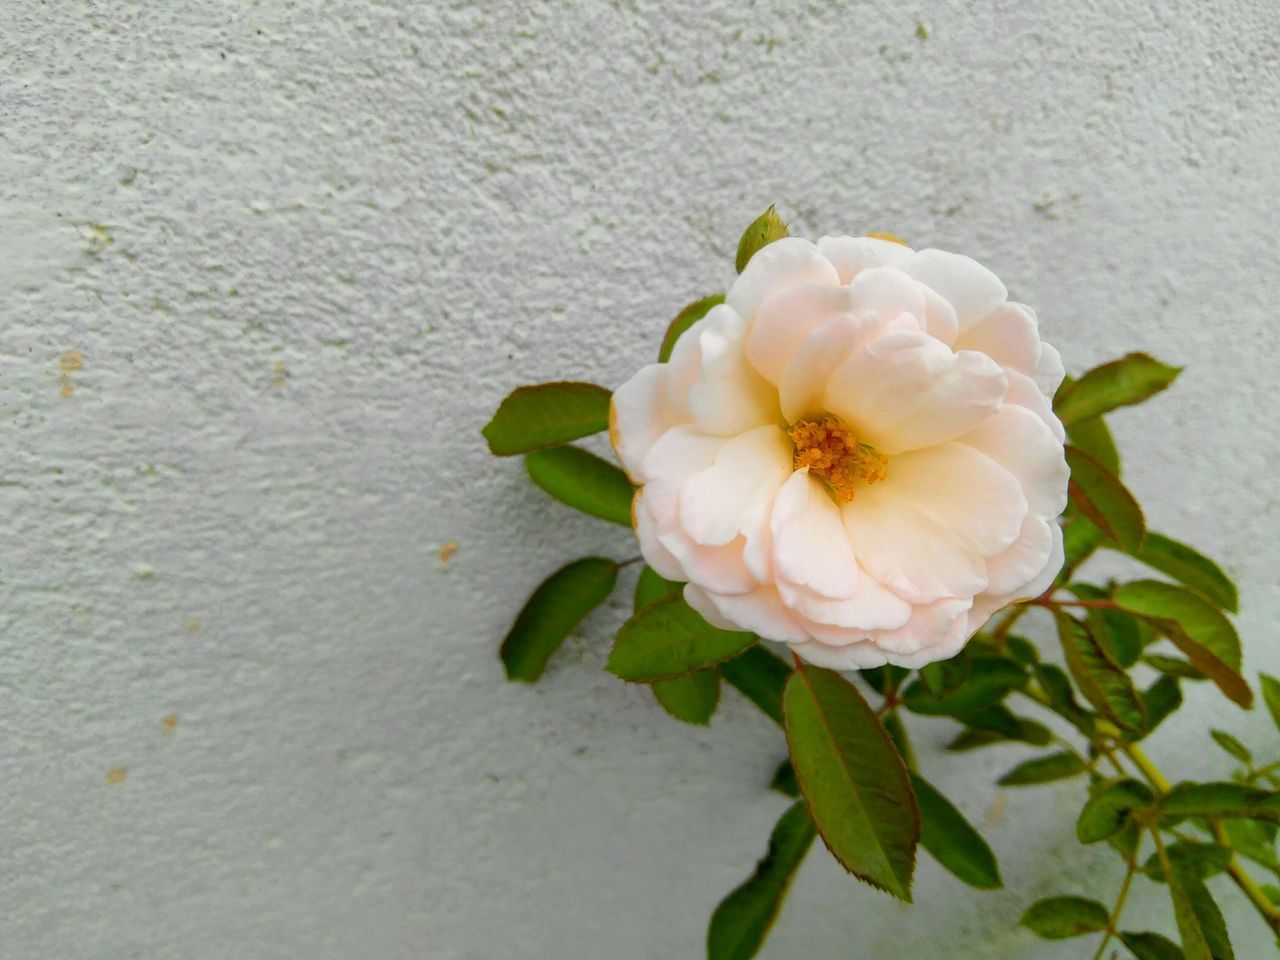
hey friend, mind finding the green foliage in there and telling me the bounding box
[653,671,721,725]
[706,801,815,960]
[1077,778,1154,843]
[1071,581,1142,666]
[720,646,791,725]
[482,381,612,455]
[1143,841,1233,883]
[1054,352,1182,426]
[735,205,789,272]
[770,760,799,798]
[1210,730,1252,766]
[634,565,682,609]
[1055,611,1145,732]
[1059,514,1105,582]
[783,665,919,900]
[900,656,1025,717]
[525,446,634,526]
[1067,414,1121,474]
[608,594,756,682]
[911,774,1001,889]
[919,653,970,698]
[1113,581,1251,708]
[1158,782,1280,824]
[1162,850,1234,960]
[1065,444,1146,552]
[1120,931,1188,960]
[1260,673,1280,732]
[499,558,618,682]
[1020,895,1110,938]
[659,294,724,363]
[1127,532,1238,612]
[946,715,1053,751]
[1133,675,1183,740]
[998,751,1086,787]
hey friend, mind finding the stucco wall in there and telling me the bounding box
[4,1,1279,957]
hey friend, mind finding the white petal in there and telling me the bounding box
[842,442,1027,604]
[640,426,726,527]
[727,237,840,323]
[777,577,913,633]
[824,331,1008,455]
[1032,340,1066,397]
[868,597,973,657]
[966,520,1064,635]
[957,404,1069,517]
[845,266,928,322]
[687,305,781,436]
[983,515,1054,597]
[658,529,757,595]
[919,284,959,346]
[989,517,1064,603]
[691,585,808,642]
[891,249,1008,325]
[611,364,671,481]
[680,425,792,546]
[778,314,872,424]
[770,470,859,598]
[816,235,914,284]
[683,583,741,630]
[954,301,1041,375]
[789,637,890,670]
[634,491,686,581]
[745,280,851,384]
[1005,368,1066,442]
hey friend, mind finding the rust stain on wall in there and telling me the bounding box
[105,766,127,785]
[58,350,84,397]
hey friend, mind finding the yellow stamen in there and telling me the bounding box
[788,417,887,502]
[867,231,909,246]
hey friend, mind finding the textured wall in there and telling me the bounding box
[4,1,1279,957]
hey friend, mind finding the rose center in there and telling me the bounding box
[787,417,887,502]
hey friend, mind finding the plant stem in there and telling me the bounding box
[1030,597,1118,610]
[1092,837,1141,960]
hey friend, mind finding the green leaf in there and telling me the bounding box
[524,446,634,526]
[1034,661,1097,735]
[1113,581,1250,708]
[1060,514,1106,581]
[882,710,916,771]
[770,760,799,798]
[1054,353,1182,426]
[633,565,682,610]
[1221,819,1279,874]
[783,665,919,900]
[721,646,791,726]
[1069,414,1121,474]
[1143,655,1206,681]
[1210,730,1252,765]
[911,773,1001,889]
[735,205,789,272]
[658,294,724,363]
[1065,444,1146,552]
[706,801,816,960]
[1132,675,1183,740]
[1127,532,1238,613]
[859,664,911,695]
[1119,931,1187,960]
[1055,611,1146,732]
[500,558,619,682]
[607,594,756,682]
[1164,858,1234,960]
[919,653,971,698]
[946,715,1053,751]
[1260,673,1280,733]
[998,751,1087,787]
[1071,582,1142,667]
[1077,778,1155,843]
[1142,842,1232,883]
[1158,782,1280,824]
[901,656,1026,717]
[482,382,612,455]
[652,671,720,725]
[1021,895,1110,939]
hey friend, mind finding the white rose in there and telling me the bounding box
[611,235,1069,669]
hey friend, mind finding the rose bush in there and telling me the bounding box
[611,234,1069,668]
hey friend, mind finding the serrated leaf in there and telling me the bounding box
[500,558,619,682]
[721,646,791,726]
[1221,819,1279,873]
[1069,414,1121,474]
[1077,778,1155,843]
[1120,931,1187,960]
[1143,654,1206,681]
[1142,842,1232,882]
[735,205,789,272]
[706,801,815,960]
[633,565,682,610]
[1072,582,1142,666]
[1055,611,1146,732]
[1164,857,1234,960]
[652,670,720,725]
[525,446,634,526]
[1021,895,1110,939]
[482,381,612,455]
[1210,730,1252,765]
[882,710,916,771]
[1113,581,1250,708]
[1131,675,1182,741]
[919,652,971,698]
[607,594,755,682]
[1066,444,1146,552]
[783,665,919,900]
[1054,353,1182,426]
[1260,673,1280,733]
[946,715,1053,752]
[658,294,724,363]
[1127,532,1238,613]
[901,657,1026,717]
[998,751,1087,787]
[1034,661,1097,735]
[1158,782,1280,824]
[859,664,911,695]
[1004,635,1039,665]
[1060,514,1106,581]
[911,773,1001,889]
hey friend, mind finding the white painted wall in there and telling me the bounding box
[4,1,1279,957]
